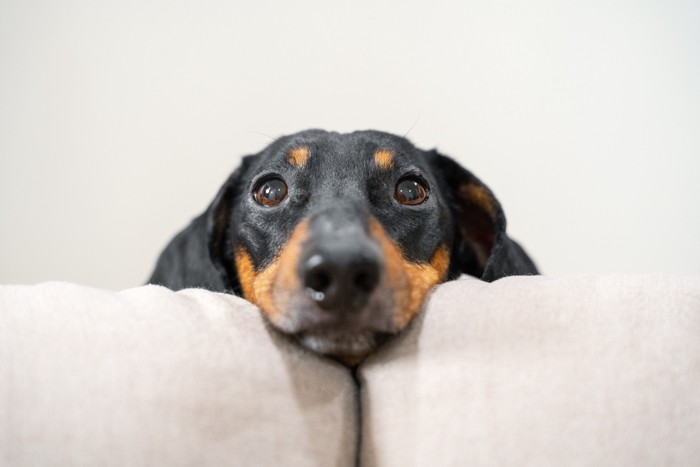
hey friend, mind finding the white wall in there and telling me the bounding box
[1,0,699,290]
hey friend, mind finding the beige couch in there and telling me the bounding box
[1,275,699,466]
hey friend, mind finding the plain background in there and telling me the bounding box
[1,0,698,290]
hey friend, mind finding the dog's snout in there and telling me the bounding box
[301,249,382,312]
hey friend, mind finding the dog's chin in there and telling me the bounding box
[295,331,390,365]
[267,291,398,365]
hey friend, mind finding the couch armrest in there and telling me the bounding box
[0,283,357,467]
[359,275,700,466]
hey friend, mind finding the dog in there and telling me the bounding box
[149,129,538,364]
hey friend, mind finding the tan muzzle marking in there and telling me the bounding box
[236,217,449,331]
[369,218,449,328]
[235,220,310,326]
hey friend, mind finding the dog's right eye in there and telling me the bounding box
[395,177,428,206]
[254,177,288,207]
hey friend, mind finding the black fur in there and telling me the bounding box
[149,129,538,292]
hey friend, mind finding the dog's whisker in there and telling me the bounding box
[402,111,422,138]
[246,130,277,142]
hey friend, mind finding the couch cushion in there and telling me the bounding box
[0,283,357,467]
[359,274,700,467]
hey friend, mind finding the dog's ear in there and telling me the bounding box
[427,150,538,281]
[204,155,256,294]
[149,155,255,293]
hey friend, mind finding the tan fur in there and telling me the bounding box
[237,217,449,331]
[234,220,309,325]
[369,218,449,328]
[374,150,394,169]
[235,248,257,302]
[457,183,497,267]
[288,147,311,168]
[458,183,496,221]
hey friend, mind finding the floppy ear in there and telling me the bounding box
[204,158,255,294]
[148,156,255,293]
[427,151,538,282]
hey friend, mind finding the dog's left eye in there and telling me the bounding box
[395,177,428,205]
[254,177,288,207]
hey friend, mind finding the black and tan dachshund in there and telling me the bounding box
[150,129,537,363]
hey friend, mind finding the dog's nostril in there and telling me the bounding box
[304,255,334,304]
[301,251,382,311]
[353,266,380,294]
[306,267,332,294]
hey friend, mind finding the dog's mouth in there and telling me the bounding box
[275,292,398,363]
[295,329,393,364]
[235,217,450,364]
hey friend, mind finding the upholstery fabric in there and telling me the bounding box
[359,275,700,466]
[0,283,357,467]
[2,275,699,466]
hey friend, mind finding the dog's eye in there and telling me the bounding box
[395,178,428,205]
[254,177,288,207]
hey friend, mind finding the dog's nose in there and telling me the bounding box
[301,250,382,312]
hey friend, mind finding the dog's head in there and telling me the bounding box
[203,130,535,363]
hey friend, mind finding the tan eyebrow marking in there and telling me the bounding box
[374,149,394,169]
[288,146,310,168]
